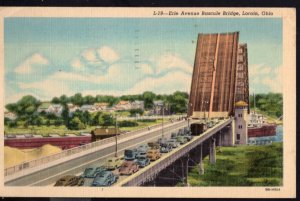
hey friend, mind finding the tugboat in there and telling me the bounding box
[247,94,277,138]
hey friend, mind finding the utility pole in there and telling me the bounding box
[162,104,164,139]
[115,113,118,157]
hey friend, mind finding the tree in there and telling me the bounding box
[71,93,84,106]
[129,108,144,116]
[83,95,95,105]
[59,95,69,105]
[68,117,85,130]
[51,97,60,104]
[61,105,70,127]
[142,91,156,110]
[167,91,188,113]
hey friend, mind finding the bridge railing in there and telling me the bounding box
[4,117,186,177]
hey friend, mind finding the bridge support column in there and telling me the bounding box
[209,138,216,164]
[198,144,204,175]
[222,120,235,146]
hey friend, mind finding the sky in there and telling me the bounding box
[4,17,282,104]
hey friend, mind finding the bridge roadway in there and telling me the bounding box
[116,118,233,186]
[5,119,189,186]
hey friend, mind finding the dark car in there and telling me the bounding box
[54,175,85,186]
[82,166,106,178]
[170,132,177,139]
[160,144,173,153]
[124,148,138,161]
[136,144,150,157]
[166,139,180,148]
[91,171,118,186]
[136,155,150,168]
[119,160,139,175]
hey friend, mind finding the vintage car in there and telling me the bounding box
[170,132,178,139]
[160,144,173,153]
[119,160,139,175]
[54,175,84,186]
[105,156,124,170]
[176,136,188,144]
[124,148,138,161]
[91,171,118,186]
[137,144,150,153]
[82,166,106,178]
[166,139,180,148]
[148,141,160,149]
[136,155,150,168]
[147,149,161,161]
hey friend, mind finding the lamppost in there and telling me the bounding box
[110,113,118,157]
[161,103,165,139]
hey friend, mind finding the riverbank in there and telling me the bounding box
[187,142,283,186]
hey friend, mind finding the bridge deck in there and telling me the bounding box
[117,118,233,186]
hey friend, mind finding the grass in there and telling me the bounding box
[187,142,283,186]
[4,119,165,136]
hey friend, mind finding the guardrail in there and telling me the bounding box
[119,118,233,186]
[4,117,186,177]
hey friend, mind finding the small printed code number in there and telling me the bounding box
[265,188,280,191]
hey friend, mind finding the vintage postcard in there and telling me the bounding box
[0,7,296,198]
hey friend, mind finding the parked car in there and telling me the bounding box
[177,128,184,136]
[207,121,214,128]
[148,141,160,149]
[160,144,173,153]
[136,155,150,168]
[157,137,168,145]
[54,175,84,186]
[105,156,124,170]
[176,136,188,144]
[82,166,106,178]
[136,144,150,157]
[119,160,139,175]
[137,144,150,152]
[147,149,161,161]
[170,132,177,139]
[183,127,192,135]
[124,148,138,161]
[166,139,180,148]
[91,171,118,186]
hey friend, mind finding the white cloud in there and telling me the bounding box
[156,53,193,74]
[81,49,98,62]
[71,58,83,70]
[262,65,283,93]
[97,46,119,63]
[249,64,283,93]
[14,53,49,74]
[128,71,191,94]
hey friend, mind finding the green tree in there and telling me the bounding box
[68,117,85,130]
[142,91,156,110]
[71,93,84,106]
[129,108,144,116]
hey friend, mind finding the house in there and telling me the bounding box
[4,112,17,120]
[131,100,144,110]
[94,102,109,111]
[80,104,97,113]
[67,103,80,116]
[37,102,64,117]
[151,100,170,115]
[114,100,132,111]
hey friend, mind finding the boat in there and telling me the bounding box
[247,112,277,138]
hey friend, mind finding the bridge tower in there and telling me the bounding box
[234,101,248,145]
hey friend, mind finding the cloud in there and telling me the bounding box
[127,71,191,95]
[249,64,283,93]
[71,58,83,70]
[97,46,119,63]
[81,49,98,62]
[155,53,193,74]
[14,53,49,74]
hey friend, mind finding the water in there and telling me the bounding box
[249,125,283,143]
